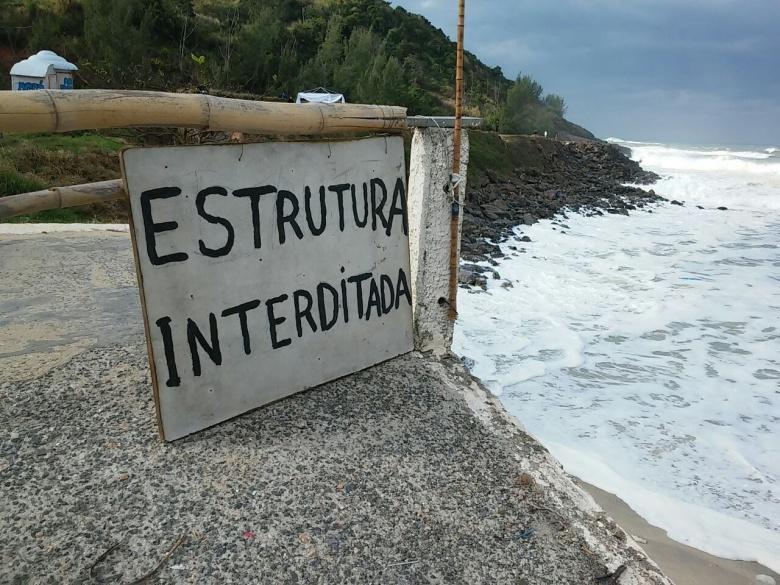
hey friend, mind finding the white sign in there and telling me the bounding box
[122,137,413,440]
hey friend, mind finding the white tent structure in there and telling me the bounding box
[295,87,345,104]
[10,50,78,91]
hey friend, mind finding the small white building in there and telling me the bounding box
[10,50,77,91]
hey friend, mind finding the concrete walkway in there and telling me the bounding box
[0,230,671,584]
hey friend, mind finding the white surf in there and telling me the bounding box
[454,139,780,570]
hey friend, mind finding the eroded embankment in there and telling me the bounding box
[460,133,661,285]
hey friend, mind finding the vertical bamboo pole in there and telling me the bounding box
[448,0,466,320]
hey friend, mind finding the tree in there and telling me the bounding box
[510,74,543,103]
[336,27,379,99]
[501,74,544,134]
[2,0,581,133]
[376,55,405,106]
[217,5,240,81]
[544,94,567,117]
[82,0,159,87]
[177,7,197,75]
[231,8,282,92]
[299,15,344,88]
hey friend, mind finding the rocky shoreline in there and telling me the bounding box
[460,135,661,287]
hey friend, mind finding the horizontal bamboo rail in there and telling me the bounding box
[0,179,125,219]
[0,90,408,219]
[0,90,407,134]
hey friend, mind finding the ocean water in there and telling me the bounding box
[454,139,780,570]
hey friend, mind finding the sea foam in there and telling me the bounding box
[455,141,780,570]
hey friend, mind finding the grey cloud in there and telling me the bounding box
[391,0,780,145]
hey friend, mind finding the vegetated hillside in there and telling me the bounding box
[1,0,592,137]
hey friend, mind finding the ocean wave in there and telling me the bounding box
[605,137,662,146]
[630,145,780,177]
[638,154,779,176]
[609,139,777,169]
[696,149,771,160]
[640,173,780,210]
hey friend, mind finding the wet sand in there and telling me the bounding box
[579,480,779,585]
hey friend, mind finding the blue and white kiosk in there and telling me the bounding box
[10,50,77,91]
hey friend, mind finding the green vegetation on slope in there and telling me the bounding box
[466,131,513,184]
[0,132,125,154]
[0,131,127,222]
[0,0,599,221]
[1,0,592,137]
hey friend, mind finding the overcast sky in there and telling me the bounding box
[391,0,779,146]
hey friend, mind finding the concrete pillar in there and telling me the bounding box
[407,127,470,355]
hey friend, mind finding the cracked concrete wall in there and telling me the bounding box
[408,128,470,354]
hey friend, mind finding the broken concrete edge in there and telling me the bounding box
[408,127,470,356]
[406,116,483,129]
[407,129,670,581]
[429,351,674,585]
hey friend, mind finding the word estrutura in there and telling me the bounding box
[140,177,408,265]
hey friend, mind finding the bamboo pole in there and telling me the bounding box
[0,90,407,135]
[0,179,126,219]
[448,0,466,321]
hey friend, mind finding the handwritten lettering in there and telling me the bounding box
[139,177,406,266]
[156,268,412,387]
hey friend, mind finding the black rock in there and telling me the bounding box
[460,136,662,263]
[458,266,487,290]
[521,213,538,225]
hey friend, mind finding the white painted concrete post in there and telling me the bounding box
[407,128,469,354]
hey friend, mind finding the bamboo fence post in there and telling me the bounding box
[0,90,407,135]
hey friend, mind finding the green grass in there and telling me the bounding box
[4,208,92,223]
[0,168,99,222]
[0,168,47,198]
[0,132,125,154]
[0,131,127,223]
[467,130,513,184]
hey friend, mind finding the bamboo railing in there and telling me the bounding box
[0,180,125,219]
[0,90,407,219]
[0,90,406,134]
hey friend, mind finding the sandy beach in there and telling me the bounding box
[580,480,779,585]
